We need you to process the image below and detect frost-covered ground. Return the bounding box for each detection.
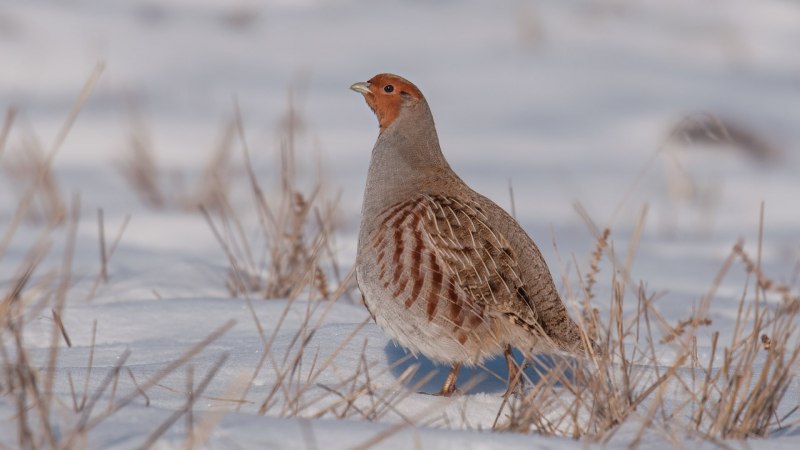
[1,0,799,448]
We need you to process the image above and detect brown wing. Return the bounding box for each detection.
[369,193,550,346]
[416,194,547,330]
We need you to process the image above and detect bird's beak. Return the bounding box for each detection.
[350,81,372,95]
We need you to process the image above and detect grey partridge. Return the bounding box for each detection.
[351,73,592,396]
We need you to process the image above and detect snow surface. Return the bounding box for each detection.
[1,0,799,448]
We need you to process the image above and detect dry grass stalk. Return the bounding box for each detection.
[1,178,236,450]
[79,320,236,432]
[661,114,781,235]
[1,220,239,449]
[126,368,151,407]
[51,308,71,348]
[680,216,800,439]
[0,107,16,160]
[668,113,780,163]
[660,317,712,344]
[1,196,76,448]
[140,355,229,450]
[118,113,238,212]
[689,281,799,439]
[183,374,253,449]
[507,178,517,219]
[1,63,103,234]
[241,265,446,426]
[119,113,165,208]
[85,212,130,301]
[733,241,796,305]
[204,96,346,301]
[346,374,483,450]
[494,207,799,443]
[1,126,67,225]
[97,208,108,281]
[584,227,610,301]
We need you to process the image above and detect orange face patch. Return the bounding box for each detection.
[360,74,424,129]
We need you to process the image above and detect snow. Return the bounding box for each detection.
[1,0,799,448]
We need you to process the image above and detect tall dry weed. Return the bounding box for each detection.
[118,109,238,212]
[203,95,346,301]
[494,206,799,444]
[1,121,67,225]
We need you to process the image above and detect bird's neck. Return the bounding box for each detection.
[362,103,453,220]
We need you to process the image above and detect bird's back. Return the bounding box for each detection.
[466,189,588,354]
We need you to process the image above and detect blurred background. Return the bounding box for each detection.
[3,3,799,445]
[1,0,799,293]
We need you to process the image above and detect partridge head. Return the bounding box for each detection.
[350,74,425,130]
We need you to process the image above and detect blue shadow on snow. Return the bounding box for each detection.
[384,342,578,395]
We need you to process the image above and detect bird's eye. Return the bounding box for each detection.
[384,85,394,93]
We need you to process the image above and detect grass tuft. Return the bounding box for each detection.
[203,95,347,301]
[493,207,799,443]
